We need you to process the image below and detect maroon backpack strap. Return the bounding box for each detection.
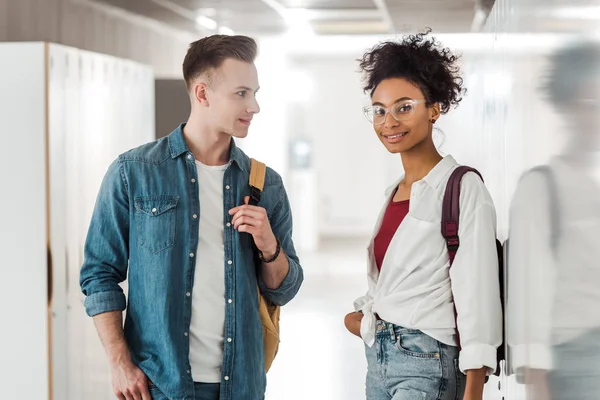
[442,166,483,264]
[442,166,483,350]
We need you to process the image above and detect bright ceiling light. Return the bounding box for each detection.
[551,6,600,20]
[218,26,235,35]
[283,8,310,27]
[196,15,218,30]
[283,8,314,36]
[197,8,217,18]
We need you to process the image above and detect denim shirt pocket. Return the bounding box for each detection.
[134,195,179,254]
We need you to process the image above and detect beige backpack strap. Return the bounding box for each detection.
[249,158,266,190]
[249,158,266,205]
[250,158,280,372]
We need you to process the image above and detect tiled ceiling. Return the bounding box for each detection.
[89,0,480,35]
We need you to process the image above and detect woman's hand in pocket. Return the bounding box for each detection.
[344,312,363,338]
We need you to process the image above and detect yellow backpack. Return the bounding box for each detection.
[249,158,281,372]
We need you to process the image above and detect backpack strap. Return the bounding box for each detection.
[442,166,484,352]
[442,166,484,265]
[249,158,267,206]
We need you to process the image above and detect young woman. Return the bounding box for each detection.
[344,31,502,400]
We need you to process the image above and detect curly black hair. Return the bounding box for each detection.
[358,28,465,114]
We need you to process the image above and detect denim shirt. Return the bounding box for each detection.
[80,124,304,400]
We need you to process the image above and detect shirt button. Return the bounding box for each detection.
[184,332,188,336]
[190,253,195,258]
[187,155,193,160]
[227,260,232,265]
[228,299,232,304]
[225,185,230,190]
[224,376,229,381]
[193,214,198,219]
[226,223,231,227]
[191,178,196,183]
[186,292,191,297]
[152,207,157,213]
[227,338,232,343]
[187,370,190,374]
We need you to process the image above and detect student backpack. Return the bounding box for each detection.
[248,158,281,373]
[441,166,505,379]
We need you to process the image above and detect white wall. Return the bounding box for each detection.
[0,42,50,400]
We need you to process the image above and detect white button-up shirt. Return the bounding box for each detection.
[354,155,502,374]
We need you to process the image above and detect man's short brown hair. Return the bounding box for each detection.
[182,35,258,89]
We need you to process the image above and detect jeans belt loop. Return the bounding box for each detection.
[388,323,396,342]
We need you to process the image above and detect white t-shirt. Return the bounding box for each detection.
[189,160,229,382]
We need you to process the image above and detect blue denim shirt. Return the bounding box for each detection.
[80,124,303,400]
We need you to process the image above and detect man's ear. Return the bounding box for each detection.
[194,82,209,107]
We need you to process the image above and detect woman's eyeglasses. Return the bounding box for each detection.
[363,99,426,125]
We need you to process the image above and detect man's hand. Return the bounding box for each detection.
[229,196,278,258]
[344,312,363,338]
[92,312,151,400]
[109,356,151,400]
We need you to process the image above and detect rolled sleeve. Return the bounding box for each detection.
[260,254,302,306]
[80,159,130,317]
[459,343,499,374]
[258,182,304,306]
[84,290,127,317]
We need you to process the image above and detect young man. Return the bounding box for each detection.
[80,35,304,400]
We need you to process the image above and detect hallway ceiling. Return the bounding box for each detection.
[89,0,481,36]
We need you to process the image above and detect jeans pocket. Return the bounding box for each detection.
[135,195,179,254]
[394,329,441,359]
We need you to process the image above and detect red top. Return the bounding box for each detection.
[374,198,410,271]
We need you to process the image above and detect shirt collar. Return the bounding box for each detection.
[384,155,458,196]
[168,123,248,172]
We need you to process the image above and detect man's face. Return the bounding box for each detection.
[204,58,260,138]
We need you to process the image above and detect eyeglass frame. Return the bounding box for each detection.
[362,99,428,125]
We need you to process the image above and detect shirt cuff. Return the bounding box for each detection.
[459,343,498,375]
[511,343,554,371]
[84,290,126,317]
[259,253,302,306]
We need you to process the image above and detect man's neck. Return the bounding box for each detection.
[183,115,232,166]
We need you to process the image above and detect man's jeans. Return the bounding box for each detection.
[149,382,220,400]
